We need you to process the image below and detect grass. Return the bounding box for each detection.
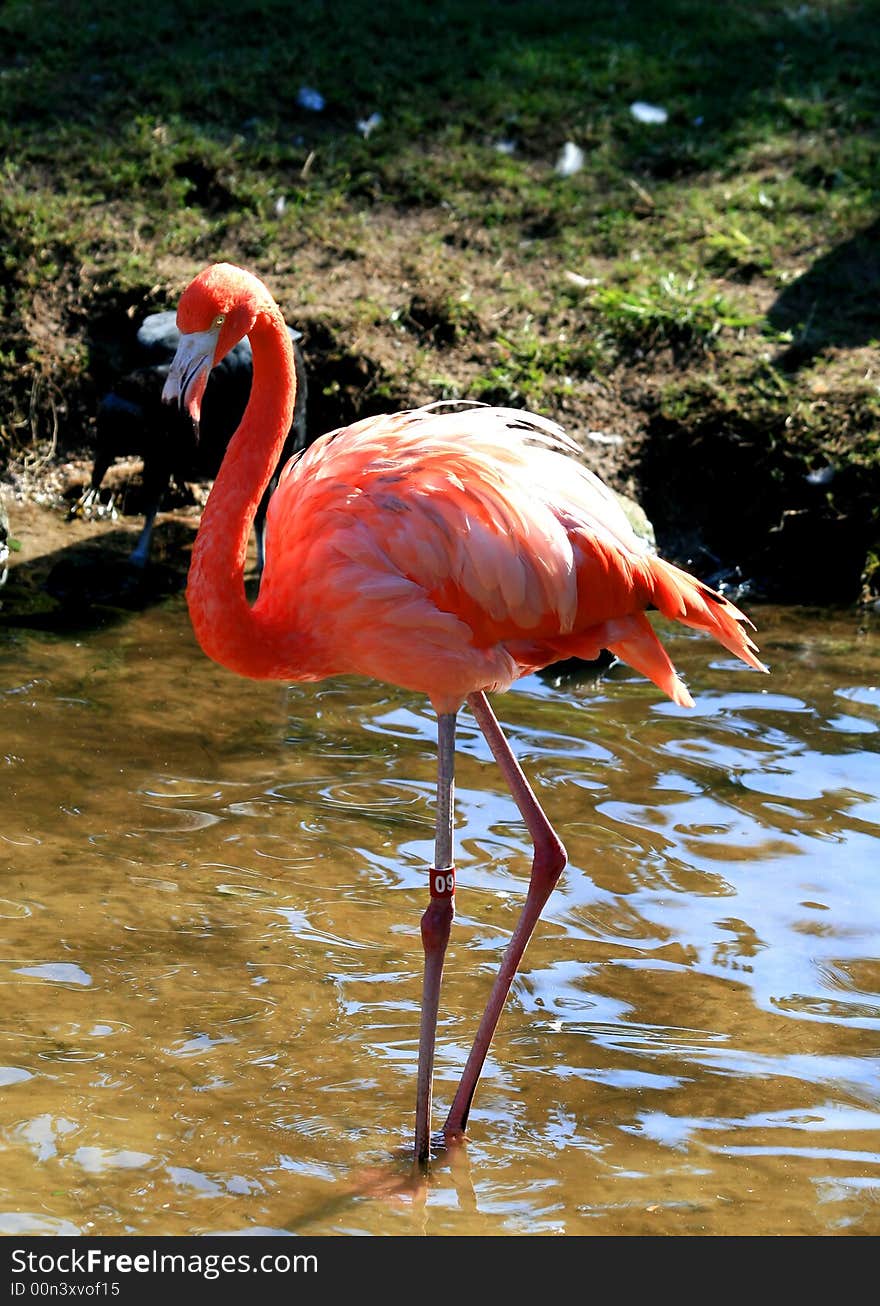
[589,275,762,355]
[1,0,879,600]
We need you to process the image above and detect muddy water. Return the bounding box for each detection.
[1,551,879,1235]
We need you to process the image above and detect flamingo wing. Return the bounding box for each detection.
[257,404,763,711]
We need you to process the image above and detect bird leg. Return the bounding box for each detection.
[414,710,457,1165]
[442,690,566,1143]
[128,504,159,569]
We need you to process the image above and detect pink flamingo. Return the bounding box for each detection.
[163,263,767,1164]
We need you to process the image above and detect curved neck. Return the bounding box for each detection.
[186,305,297,677]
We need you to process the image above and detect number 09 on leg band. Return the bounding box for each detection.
[430,868,455,900]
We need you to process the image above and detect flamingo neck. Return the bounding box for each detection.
[186,305,296,678]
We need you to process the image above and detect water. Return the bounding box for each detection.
[1,538,879,1236]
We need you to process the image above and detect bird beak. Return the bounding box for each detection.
[161,327,220,437]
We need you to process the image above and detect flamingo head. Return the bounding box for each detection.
[161,263,268,432]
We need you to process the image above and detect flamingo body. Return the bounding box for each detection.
[250,406,763,713]
[164,262,766,1162]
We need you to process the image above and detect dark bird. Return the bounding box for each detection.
[72,310,308,571]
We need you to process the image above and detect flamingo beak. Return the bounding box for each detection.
[161,327,221,437]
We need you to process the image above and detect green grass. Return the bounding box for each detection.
[1,0,879,599]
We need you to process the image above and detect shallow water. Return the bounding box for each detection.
[1,574,878,1236]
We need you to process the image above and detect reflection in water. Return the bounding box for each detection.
[0,598,878,1235]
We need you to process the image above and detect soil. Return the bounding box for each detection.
[1,210,876,615]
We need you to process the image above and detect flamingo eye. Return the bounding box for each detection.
[212,313,226,329]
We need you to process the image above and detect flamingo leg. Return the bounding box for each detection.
[442,690,566,1143]
[414,711,457,1164]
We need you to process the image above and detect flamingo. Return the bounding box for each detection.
[162,262,767,1164]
